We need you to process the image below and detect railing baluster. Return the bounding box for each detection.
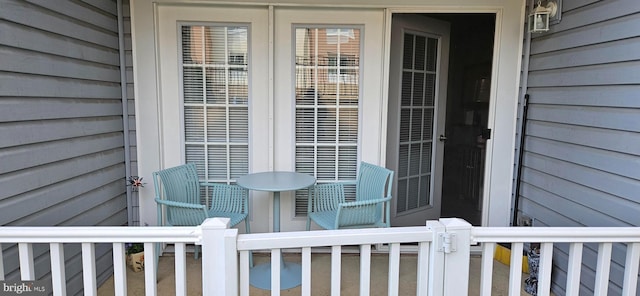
[388,243,401,296]
[537,242,554,296]
[0,244,4,281]
[239,250,250,296]
[82,243,97,296]
[479,242,495,296]
[622,242,640,296]
[271,249,281,295]
[302,247,312,296]
[508,242,524,296]
[18,243,35,280]
[594,242,613,295]
[359,244,371,296]
[565,242,583,296]
[175,243,187,296]
[416,241,429,296]
[112,242,127,296]
[144,242,158,296]
[331,245,341,295]
[50,243,66,296]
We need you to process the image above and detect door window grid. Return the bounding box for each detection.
[397,32,438,213]
[181,25,249,185]
[294,27,361,216]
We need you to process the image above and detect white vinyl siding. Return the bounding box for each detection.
[294,27,361,215]
[0,0,129,293]
[516,0,640,294]
[181,25,249,183]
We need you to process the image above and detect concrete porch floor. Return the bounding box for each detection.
[98,252,538,296]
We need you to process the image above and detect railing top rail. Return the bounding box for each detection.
[237,226,434,250]
[0,226,201,243]
[472,227,640,243]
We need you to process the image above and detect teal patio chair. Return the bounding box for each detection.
[306,162,394,230]
[153,163,250,259]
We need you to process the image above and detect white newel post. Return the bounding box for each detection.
[440,218,472,296]
[201,218,239,296]
[426,220,446,296]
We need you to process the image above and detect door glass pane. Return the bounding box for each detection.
[294,27,361,215]
[397,32,439,214]
[181,24,249,183]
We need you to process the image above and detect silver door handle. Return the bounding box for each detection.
[439,135,447,142]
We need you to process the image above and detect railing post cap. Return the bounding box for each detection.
[200,217,231,229]
[439,218,473,229]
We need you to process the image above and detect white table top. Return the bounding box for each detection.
[236,171,316,192]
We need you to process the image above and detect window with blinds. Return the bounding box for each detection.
[294,27,361,216]
[181,25,249,184]
[396,32,438,213]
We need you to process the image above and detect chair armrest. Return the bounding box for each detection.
[316,180,357,187]
[334,196,392,228]
[155,198,208,210]
[337,196,392,208]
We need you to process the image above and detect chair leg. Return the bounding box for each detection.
[306,217,311,231]
[194,244,200,259]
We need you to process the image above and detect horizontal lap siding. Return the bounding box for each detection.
[0,0,126,294]
[518,0,640,294]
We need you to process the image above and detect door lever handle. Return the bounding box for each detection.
[439,135,447,142]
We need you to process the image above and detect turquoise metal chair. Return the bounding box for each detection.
[306,162,394,230]
[153,163,250,259]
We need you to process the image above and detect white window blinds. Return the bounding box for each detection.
[181,25,249,183]
[294,27,361,215]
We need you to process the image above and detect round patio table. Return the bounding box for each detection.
[236,171,316,290]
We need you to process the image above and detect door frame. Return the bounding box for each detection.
[382,7,524,227]
[132,1,526,228]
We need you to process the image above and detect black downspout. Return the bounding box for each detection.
[512,94,530,227]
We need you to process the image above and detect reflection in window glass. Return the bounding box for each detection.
[294,27,361,216]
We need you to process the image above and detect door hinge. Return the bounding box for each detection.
[437,232,457,253]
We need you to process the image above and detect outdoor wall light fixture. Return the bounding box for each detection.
[528,0,559,33]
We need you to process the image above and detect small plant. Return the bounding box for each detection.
[125,243,144,255]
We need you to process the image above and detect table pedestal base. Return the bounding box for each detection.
[249,261,302,290]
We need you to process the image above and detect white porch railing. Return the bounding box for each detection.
[0,218,639,296]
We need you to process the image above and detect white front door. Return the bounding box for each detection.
[387,14,450,227]
[157,6,272,231]
[156,5,384,232]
